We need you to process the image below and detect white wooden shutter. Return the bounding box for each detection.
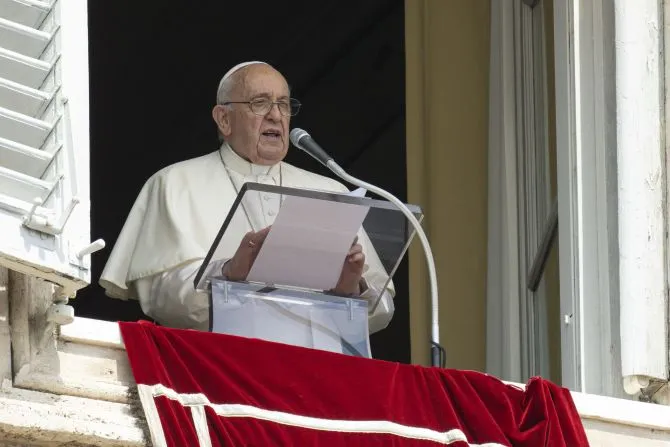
[0,0,100,298]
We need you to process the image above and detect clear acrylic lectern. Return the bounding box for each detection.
[193,182,423,358]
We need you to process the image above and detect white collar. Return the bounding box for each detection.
[219,142,281,177]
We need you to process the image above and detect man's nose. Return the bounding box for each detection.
[266,103,282,120]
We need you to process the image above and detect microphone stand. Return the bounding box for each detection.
[325,160,445,368]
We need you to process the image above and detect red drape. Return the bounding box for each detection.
[119,321,589,446]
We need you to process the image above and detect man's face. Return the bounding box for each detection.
[215,65,291,165]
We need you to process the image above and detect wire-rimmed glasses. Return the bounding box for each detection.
[222,97,301,117]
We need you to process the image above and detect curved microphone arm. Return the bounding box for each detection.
[326,160,445,368]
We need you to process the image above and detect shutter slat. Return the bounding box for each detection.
[0,191,49,215]
[0,106,53,148]
[0,17,52,59]
[0,0,51,29]
[0,47,51,89]
[0,136,54,178]
[0,164,54,203]
[0,76,51,117]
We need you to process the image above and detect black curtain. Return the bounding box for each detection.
[77,0,410,363]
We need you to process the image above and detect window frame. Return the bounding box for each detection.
[553,0,624,396]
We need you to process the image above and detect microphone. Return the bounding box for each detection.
[289,128,333,166]
[290,128,445,368]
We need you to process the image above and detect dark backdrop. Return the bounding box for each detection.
[75,0,410,363]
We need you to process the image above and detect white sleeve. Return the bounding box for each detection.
[360,279,395,334]
[132,258,228,331]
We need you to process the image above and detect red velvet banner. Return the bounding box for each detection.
[119,321,589,446]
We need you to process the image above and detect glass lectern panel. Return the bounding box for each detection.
[210,278,371,357]
[194,182,424,309]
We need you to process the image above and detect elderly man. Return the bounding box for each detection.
[99,61,394,339]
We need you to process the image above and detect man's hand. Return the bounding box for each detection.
[222,227,271,281]
[332,237,365,296]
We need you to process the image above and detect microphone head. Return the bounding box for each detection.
[289,128,310,148]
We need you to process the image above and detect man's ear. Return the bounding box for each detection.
[212,105,232,137]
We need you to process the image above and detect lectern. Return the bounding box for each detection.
[193,182,423,358]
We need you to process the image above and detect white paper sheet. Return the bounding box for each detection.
[246,194,370,290]
[348,187,367,198]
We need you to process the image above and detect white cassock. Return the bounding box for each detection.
[99,142,395,342]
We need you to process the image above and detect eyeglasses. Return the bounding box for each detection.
[221,97,302,117]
